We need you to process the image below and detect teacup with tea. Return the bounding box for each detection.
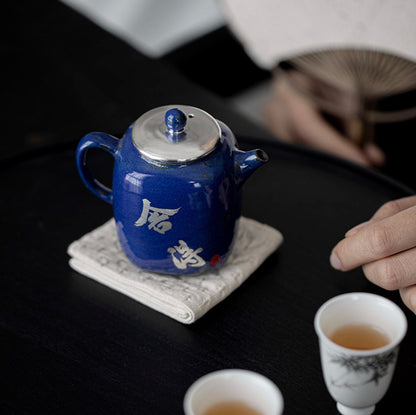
[183,369,284,415]
[314,292,407,415]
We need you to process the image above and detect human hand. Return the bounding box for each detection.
[330,195,416,314]
[264,74,386,167]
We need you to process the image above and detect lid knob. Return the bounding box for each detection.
[165,108,187,132]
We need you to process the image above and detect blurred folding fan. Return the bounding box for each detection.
[277,49,416,146]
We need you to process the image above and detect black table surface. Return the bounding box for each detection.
[2,2,416,414]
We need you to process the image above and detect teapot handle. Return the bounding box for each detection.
[75,132,119,204]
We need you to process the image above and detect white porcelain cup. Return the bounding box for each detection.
[314,292,407,415]
[183,369,284,415]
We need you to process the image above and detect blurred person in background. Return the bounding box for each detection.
[221,0,416,176]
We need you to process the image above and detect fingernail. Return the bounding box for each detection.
[330,251,343,270]
[365,142,386,167]
[345,221,369,237]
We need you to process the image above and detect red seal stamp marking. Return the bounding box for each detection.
[210,254,221,267]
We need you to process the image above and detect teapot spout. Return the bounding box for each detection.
[235,149,268,185]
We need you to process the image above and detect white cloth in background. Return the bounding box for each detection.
[60,0,225,57]
[220,0,416,69]
[68,217,283,324]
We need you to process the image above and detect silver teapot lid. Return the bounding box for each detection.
[132,105,221,164]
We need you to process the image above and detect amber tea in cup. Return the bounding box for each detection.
[203,401,263,415]
[329,323,390,350]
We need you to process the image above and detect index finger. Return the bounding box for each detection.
[331,205,416,271]
[371,195,416,221]
[345,195,416,237]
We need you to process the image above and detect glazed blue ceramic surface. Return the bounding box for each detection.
[76,106,267,275]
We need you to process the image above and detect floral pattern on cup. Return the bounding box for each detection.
[329,348,398,389]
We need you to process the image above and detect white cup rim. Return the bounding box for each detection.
[183,369,284,415]
[314,292,408,355]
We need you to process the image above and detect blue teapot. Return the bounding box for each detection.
[76,105,268,275]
